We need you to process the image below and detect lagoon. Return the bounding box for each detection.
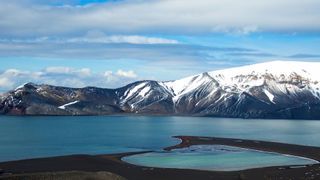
[122,145,319,171]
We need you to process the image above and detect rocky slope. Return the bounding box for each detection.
[1,61,320,119]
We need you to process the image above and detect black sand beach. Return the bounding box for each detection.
[1,136,320,180]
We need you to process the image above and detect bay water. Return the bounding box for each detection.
[1,116,320,163]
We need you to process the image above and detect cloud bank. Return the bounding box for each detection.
[0,0,319,92]
[0,0,319,37]
[0,67,139,91]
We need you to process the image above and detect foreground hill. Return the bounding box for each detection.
[1,61,320,119]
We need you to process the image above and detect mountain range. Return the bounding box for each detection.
[1,61,320,119]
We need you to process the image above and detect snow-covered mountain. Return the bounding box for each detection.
[1,61,320,119]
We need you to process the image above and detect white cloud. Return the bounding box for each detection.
[116,69,137,78]
[77,68,91,76]
[103,71,113,77]
[103,35,178,44]
[0,77,14,88]
[44,67,90,76]
[102,70,138,85]
[67,31,179,44]
[0,31,179,45]
[1,39,249,62]
[0,0,319,37]
[45,67,71,74]
[0,67,140,91]
[3,69,22,76]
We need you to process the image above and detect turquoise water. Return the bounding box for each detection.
[122,145,319,171]
[1,116,320,162]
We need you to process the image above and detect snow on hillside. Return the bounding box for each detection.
[162,73,213,96]
[209,61,320,83]
[58,101,79,109]
[122,82,148,100]
[160,61,320,101]
[210,61,320,97]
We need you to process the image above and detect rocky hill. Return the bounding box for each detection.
[1,61,320,119]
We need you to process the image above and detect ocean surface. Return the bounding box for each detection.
[1,116,320,162]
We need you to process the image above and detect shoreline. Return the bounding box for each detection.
[166,136,320,162]
[2,114,320,121]
[1,136,320,179]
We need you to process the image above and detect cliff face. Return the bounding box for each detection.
[1,61,320,119]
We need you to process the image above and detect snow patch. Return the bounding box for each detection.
[139,86,151,97]
[15,83,28,90]
[263,89,275,103]
[209,61,320,93]
[124,82,147,100]
[163,73,215,103]
[58,101,79,110]
[209,61,320,81]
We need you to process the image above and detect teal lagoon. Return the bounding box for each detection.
[122,145,319,171]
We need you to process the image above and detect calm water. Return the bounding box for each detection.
[1,116,320,162]
[123,145,319,171]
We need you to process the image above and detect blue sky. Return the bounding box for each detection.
[0,0,319,91]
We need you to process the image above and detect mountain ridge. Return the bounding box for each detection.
[1,61,320,119]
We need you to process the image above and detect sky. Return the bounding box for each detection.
[0,0,319,92]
